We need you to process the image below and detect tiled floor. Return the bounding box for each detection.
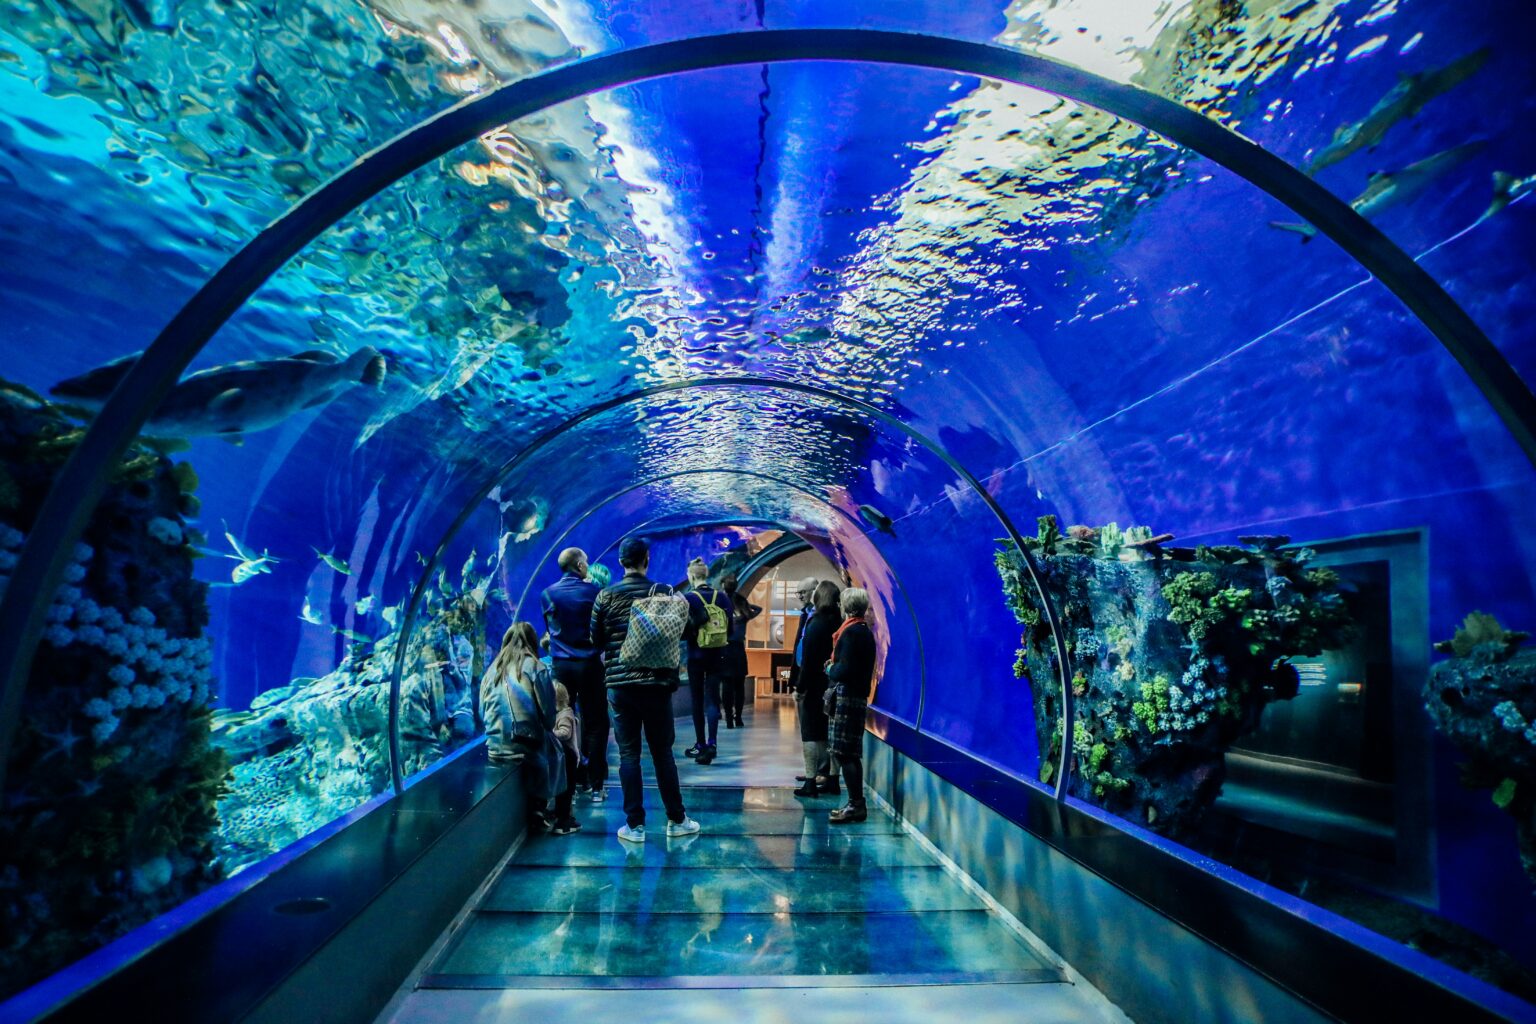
[379,700,1125,1023]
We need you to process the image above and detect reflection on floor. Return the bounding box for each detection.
[380,699,1125,1024]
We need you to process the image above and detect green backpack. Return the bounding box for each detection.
[697,590,730,650]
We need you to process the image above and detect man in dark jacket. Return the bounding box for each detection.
[682,557,729,764]
[541,547,607,799]
[590,536,702,842]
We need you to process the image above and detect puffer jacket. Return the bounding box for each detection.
[590,570,701,688]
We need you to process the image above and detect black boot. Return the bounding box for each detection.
[817,775,840,796]
[793,779,820,797]
[695,744,716,765]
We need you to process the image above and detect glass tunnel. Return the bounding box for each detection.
[1,0,1535,1021]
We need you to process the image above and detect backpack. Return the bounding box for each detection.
[619,586,690,670]
[696,590,730,650]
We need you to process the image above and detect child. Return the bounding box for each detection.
[550,683,582,836]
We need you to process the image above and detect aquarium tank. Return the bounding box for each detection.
[1,0,1534,1011]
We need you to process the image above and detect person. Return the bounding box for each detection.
[552,682,583,835]
[480,622,580,835]
[788,576,819,781]
[682,557,729,765]
[590,536,702,843]
[541,547,607,801]
[824,588,876,824]
[719,574,761,729]
[793,580,842,797]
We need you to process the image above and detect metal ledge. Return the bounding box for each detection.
[867,709,1536,1024]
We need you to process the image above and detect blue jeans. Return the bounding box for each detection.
[608,686,687,828]
[687,658,723,746]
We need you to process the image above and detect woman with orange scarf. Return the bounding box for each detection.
[822,587,876,823]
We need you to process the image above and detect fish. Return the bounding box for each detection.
[314,548,351,575]
[219,521,278,584]
[1307,49,1488,173]
[299,596,323,624]
[330,626,372,644]
[460,550,477,586]
[51,346,387,437]
[1480,171,1536,222]
[1271,142,1483,241]
[858,504,897,536]
[508,498,548,543]
[354,594,376,615]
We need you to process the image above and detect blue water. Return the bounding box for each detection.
[2,0,1535,1007]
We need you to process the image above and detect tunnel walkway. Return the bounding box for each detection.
[378,702,1126,1024]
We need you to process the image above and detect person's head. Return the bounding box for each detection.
[721,574,738,595]
[587,562,612,588]
[840,587,870,619]
[795,576,819,607]
[687,557,708,585]
[618,536,649,572]
[554,681,570,710]
[492,621,539,681]
[813,579,841,613]
[557,547,589,579]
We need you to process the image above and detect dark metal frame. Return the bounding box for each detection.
[499,469,928,725]
[3,27,1529,815]
[382,378,1038,792]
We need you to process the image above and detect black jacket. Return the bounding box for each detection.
[590,571,703,688]
[796,607,840,740]
[827,620,876,703]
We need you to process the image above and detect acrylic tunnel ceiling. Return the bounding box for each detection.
[4,0,1536,708]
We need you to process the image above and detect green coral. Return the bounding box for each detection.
[1434,611,1529,663]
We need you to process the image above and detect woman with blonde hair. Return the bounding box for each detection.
[823,588,876,824]
[481,621,580,835]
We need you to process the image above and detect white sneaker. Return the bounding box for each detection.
[589,786,606,802]
[617,823,645,843]
[665,816,701,837]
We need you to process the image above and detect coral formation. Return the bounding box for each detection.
[997,520,1354,834]
[209,555,491,874]
[0,383,226,1001]
[1424,613,1536,886]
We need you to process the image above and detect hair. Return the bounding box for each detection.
[812,579,841,612]
[721,574,739,594]
[618,536,649,569]
[687,557,708,584]
[557,547,586,573]
[840,587,870,617]
[490,621,539,686]
[553,681,570,710]
[587,562,612,587]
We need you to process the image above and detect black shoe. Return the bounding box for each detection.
[830,804,867,824]
[793,780,820,797]
[550,817,582,836]
[695,745,717,765]
[795,775,809,782]
[734,715,745,728]
[817,776,841,796]
[724,718,735,730]
[685,743,702,758]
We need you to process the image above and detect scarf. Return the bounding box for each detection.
[831,614,867,654]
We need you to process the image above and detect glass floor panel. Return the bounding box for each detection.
[509,831,940,869]
[432,909,1055,979]
[482,864,989,914]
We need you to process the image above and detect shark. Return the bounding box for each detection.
[1271,142,1483,241]
[1480,171,1536,222]
[52,347,387,437]
[1307,49,1487,174]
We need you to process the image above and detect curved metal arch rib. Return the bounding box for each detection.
[393,431,953,792]
[500,471,929,729]
[4,28,1530,799]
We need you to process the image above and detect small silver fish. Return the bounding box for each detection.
[52,347,388,437]
[299,596,323,624]
[220,521,278,584]
[858,503,897,536]
[314,548,351,575]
